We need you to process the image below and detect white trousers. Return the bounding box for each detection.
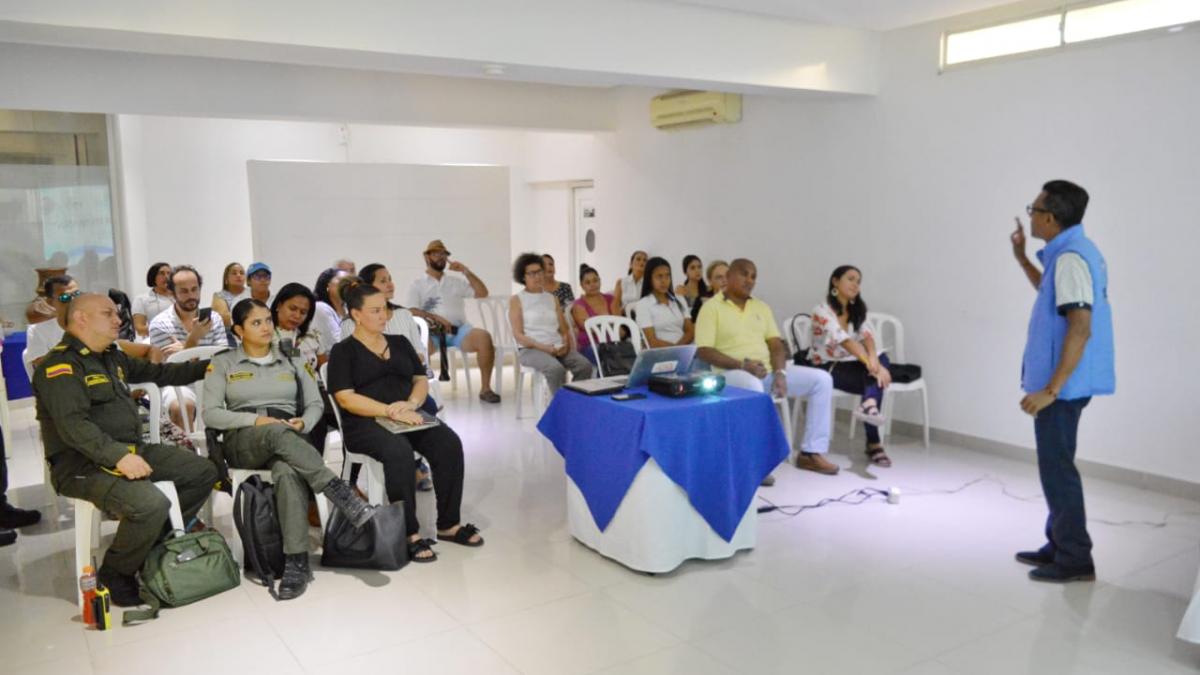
[722,365,832,454]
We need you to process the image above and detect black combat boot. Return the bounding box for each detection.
[321,478,375,528]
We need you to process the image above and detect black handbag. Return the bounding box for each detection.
[596,340,638,376]
[889,363,923,383]
[321,502,408,571]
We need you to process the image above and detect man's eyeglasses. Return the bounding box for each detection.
[525,269,545,277]
[1026,204,1051,217]
[57,290,83,303]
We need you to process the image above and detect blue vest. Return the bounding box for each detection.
[1021,225,1115,398]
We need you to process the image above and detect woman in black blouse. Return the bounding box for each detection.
[327,282,483,562]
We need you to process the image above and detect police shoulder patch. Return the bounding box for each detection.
[45,363,74,379]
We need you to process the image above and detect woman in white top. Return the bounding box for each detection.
[809,265,894,467]
[509,253,594,395]
[132,262,174,338]
[674,254,708,309]
[211,262,249,329]
[353,264,426,363]
[611,250,648,312]
[312,267,349,349]
[634,256,694,348]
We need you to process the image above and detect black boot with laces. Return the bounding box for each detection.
[277,553,312,600]
[321,478,375,528]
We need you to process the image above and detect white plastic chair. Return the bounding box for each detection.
[865,312,930,448]
[508,302,562,420]
[425,318,473,398]
[411,317,444,410]
[320,363,388,505]
[583,315,645,378]
[477,297,521,396]
[783,314,861,443]
[165,345,226,439]
[74,481,183,610]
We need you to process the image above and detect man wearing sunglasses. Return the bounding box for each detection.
[24,275,81,371]
[1010,180,1115,583]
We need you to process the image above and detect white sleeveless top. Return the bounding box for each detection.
[518,290,563,348]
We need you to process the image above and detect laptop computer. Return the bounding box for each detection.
[563,345,698,395]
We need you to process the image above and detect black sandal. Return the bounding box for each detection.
[438,523,484,547]
[407,538,438,563]
[865,446,892,468]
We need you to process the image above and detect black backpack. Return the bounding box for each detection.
[232,475,285,599]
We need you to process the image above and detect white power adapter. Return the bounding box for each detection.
[887,487,901,505]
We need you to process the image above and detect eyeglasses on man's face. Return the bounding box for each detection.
[1026,204,1051,217]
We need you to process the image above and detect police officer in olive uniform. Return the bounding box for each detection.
[204,298,374,600]
[33,294,218,606]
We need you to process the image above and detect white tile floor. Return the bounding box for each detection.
[3,375,1200,675]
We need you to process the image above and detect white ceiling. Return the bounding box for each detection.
[631,0,1025,31]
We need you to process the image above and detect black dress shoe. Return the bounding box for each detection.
[1029,562,1096,583]
[1015,549,1055,566]
[97,565,143,606]
[0,528,15,547]
[0,503,41,529]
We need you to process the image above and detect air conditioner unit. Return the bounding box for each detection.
[650,91,742,129]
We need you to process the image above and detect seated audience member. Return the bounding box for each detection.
[810,265,893,467]
[542,254,575,309]
[149,265,228,427]
[634,257,694,348]
[33,293,217,606]
[335,275,360,338]
[334,258,356,275]
[273,282,337,455]
[570,264,620,365]
[675,254,708,309]
[211,262,248,328]
[695,258,836,479]
[328,284,484,562]
[690,259,729,322]
[204,299,374,599]
[405,240,500,403]
[357,264,425,362]
[132,262,174,338]
[312,267,350,348]
[25,275,80,369]
[108,289,136,342]
[611,250,648,312]
[246,262,273,305]
[510,253,594,395]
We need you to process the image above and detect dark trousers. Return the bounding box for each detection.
[818,353,890,446]
[1034,397,1093,568]
[51,444,217,575]
[343,423,464,537]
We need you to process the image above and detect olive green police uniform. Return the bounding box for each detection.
[203,344,337,555]
[33,334,218,576]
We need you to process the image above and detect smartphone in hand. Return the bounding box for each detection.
[197,307,213,323]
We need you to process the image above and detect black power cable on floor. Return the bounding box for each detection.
[756,474,1200,528]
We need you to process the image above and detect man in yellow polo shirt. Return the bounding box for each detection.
[695,259,837,476]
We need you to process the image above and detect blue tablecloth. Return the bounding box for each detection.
[2,331,31,400]
[537,386,789,542]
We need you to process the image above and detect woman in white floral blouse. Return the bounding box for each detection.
[810,265,894,466]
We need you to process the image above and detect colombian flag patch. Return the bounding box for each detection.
[45,364,73,379]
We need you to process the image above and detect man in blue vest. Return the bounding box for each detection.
[1010,179,1115,583]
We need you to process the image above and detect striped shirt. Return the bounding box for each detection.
[148,305,228,349]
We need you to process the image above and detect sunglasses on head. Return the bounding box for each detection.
[58,289,83,303]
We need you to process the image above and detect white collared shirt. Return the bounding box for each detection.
[406,273,472,326]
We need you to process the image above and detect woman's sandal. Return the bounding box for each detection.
[853,400,887,427]
[865,446,892,468]
[408,538,438,563]
[437,523,484,548]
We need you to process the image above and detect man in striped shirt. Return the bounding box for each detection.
[148,265,228,427]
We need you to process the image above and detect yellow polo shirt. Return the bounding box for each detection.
[694,292,780,368]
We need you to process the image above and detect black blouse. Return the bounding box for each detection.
[326,334,424,436]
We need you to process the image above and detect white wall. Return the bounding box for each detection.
[591,27,1200,482]
[114,115,594,299]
